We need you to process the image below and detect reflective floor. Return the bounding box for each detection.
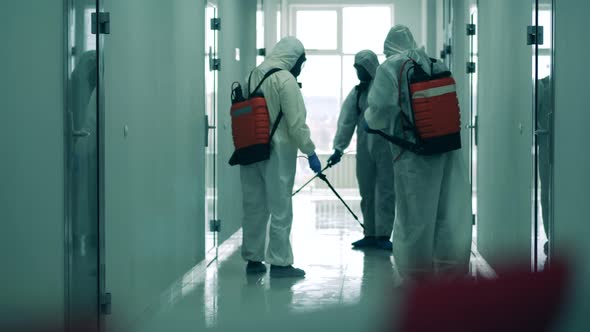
[137,192,403,332]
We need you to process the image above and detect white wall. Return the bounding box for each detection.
[0,1,65,328]
[476,0,534,267]
[101,0,205,327]
[217,0,258,243]
[553,1,590,330]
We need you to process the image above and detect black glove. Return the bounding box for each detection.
[327,149,343,166]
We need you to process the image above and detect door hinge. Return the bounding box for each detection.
[209,219,221,233]
[527,25,544,46]
[472,214,476,225]
[466,23,476,36]
[466,61,476,74]
[257,48,266,56]
[445,44,452,56]
[210,58,220,71]
[440,44,452,59]
[101,293,112,315]
[211,18,221,30]
[91,12,111,35]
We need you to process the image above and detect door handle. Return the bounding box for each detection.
[73,129,91,138]
[535,129,549,136]
[205,115,216,147]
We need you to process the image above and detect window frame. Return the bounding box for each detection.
[289,3,394,106]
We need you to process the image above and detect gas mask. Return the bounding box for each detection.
[355,65,372,83]
[290,54,307,78]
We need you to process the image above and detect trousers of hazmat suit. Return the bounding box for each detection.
[365,25,472,278]
[240,37,316,267]
[332,50,395,238]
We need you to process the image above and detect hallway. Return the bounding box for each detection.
[4,0,590,331]
[137,194,400,331]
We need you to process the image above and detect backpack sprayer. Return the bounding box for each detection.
[292,161,364,229]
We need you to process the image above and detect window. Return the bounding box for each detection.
[290,4,393,191]
[296,10,339,50]
[342,7,392,54]
[257,9,264,65]
[291,5,393,154]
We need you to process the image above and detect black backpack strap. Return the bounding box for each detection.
[247,71,254,96]
[250,68,283,96]
[269,109,283,141]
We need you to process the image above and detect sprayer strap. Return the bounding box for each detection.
[248,68,283,96]
[366,127,422,154]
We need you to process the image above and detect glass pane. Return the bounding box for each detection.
[296,10,338,50]
[277,10,281,41]
[342,55,357,104]
[343,6,392,54]
[205,4,218,257]
[341,55,359,154]
[535,1,553,271]
[298,55,341,154]
[538,9,552,50]
[256,10,264,49]
[67,0,99,327]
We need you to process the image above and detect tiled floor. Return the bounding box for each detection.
[138,193,404,332]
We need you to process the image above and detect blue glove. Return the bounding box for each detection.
[327,149,343,166]
[308,153,322,173]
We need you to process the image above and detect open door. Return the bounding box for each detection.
[467,1,479,246]
[205,0,220,264]
[65,0,102,329]
[532,0,553,271]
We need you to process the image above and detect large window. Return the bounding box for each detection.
[291,5,393,154]
[289,4,393,191]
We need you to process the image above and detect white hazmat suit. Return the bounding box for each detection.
[365,25,472,278]
[332,50,395,242]
[240,37,316,268]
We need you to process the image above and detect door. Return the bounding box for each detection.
[533,0,553,271]
[205,0,219,263]
[65,0,101,329]
[467,2,479,245]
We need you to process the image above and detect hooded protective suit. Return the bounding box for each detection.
[332,50,395,239]
[365,25,472,278]
[241,37,316,267]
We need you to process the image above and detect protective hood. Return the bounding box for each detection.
[354,50,379,79]
[263,36,305,71]
[384,25,418,58]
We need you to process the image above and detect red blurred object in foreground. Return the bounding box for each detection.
[396,261,569,332]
